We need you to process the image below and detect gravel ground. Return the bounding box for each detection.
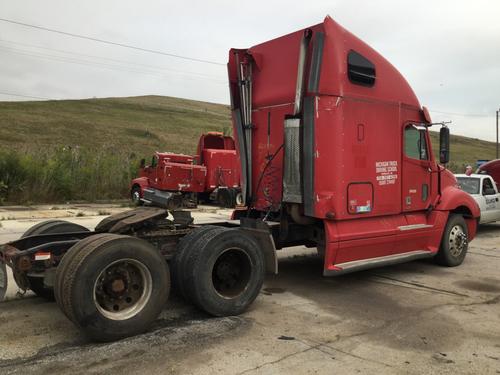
[0,207,499,374]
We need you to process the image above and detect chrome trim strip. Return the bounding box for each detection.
[398,224,434,231]
[324,250,433,276]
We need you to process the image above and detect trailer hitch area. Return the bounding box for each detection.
[0,244,22,266]
[0,244,32,273]
[1,245,34,297]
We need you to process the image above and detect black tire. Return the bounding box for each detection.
[198,192,210,204]
[435,214,469,267]
[55,234,170,341]
[184,229,265,317]
[228,188,237,207]
[170,226,214,295]
[131,185,143,206]
[172,226,228,301]
[22,220,90,300]
[55,234,117,320]
[182,193,198,208]
[217,189,233,208]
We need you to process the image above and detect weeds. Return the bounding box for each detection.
[0,146,139,205]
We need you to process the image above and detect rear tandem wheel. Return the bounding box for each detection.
[170,226,228,301]
[182,228,265,317]
[54,234,170,341]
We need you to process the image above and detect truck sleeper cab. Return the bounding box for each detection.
[228,15,480,275]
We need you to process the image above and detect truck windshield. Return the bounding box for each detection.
[457,177,480,195]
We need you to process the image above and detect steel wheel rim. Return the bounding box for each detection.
[132,191,140,203]
[93,258,152,321]
[212,248,252,299]
[235,192,243,206]
[449,225,467,257]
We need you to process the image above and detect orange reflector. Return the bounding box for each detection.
[34,251,51,261]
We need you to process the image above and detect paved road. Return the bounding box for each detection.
[0,214,499,374]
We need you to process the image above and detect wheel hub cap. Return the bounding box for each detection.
[449,225,467,257]
[93,259,152,320]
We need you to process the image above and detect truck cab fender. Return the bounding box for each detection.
[436,185,480,239]
[436,186,480,217]
[130,177,150,192]
[239,218,278,275]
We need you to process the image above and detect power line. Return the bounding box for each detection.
[0,45,227,85]
[0,91,52,100]
[0,17,225,66]
[0,45,163,77]
[0,38,226,80]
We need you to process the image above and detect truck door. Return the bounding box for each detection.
[480,177,500,223]
[148,155,160,189]
[402,124,432,212]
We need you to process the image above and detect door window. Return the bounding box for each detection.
[483,178,495,195]
[151,156,158,168]
[404,125,428,160]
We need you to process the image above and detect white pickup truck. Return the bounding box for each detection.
[456,173,500,224]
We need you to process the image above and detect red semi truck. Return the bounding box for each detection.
[0,16,480,341]
[130,132,242,208]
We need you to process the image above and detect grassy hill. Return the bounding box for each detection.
[0,95,497,204]
[429,131,497,170]
[0,95,232,156]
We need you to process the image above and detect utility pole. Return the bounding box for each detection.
[497,108,499,159]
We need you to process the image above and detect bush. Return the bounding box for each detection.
[0,146,139,204]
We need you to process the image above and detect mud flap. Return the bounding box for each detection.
[0,261,7,301]
[239,218,278,274]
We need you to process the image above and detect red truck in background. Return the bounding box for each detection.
[477,159,500,188]
[130,132,242,208]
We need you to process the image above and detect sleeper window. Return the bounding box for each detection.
[348,51,376,87]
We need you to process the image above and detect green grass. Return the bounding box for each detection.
[0,95,232,156]
[429,131,498,171]
[0,95,497,204]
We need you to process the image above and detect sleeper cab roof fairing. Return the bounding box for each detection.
[229,16,421,110]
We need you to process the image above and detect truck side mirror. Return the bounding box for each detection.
[140,158,146,168]
[439,127,450,164]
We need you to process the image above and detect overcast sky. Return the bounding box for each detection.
[1,0,499,141]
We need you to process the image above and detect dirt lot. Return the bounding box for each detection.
[0,206,499,374]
